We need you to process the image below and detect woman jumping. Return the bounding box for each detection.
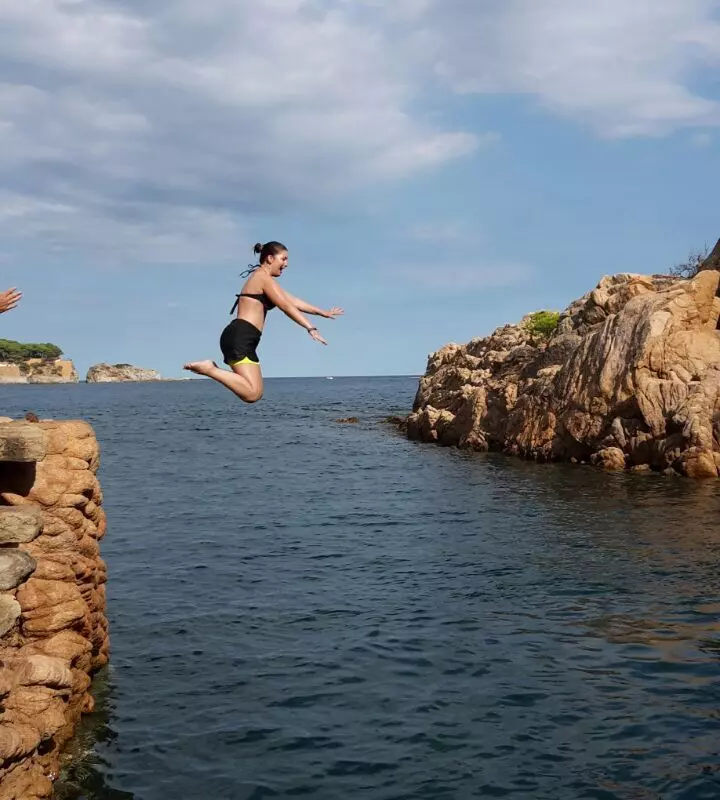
[183,241,343,403]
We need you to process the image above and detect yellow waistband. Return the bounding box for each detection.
[229,357,260,367]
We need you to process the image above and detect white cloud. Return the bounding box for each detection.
[422,0,720,137]
[0,0,718,263]
[0,0,481,262]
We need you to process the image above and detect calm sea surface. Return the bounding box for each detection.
[2,377,720,800]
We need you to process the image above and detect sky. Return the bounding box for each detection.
[1,0,719,379]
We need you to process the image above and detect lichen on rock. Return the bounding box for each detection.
[406,270,720,478]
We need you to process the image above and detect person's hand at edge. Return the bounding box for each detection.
[0,288,22,314]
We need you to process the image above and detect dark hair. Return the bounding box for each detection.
[241,241,287,278]
[254,241,287,263]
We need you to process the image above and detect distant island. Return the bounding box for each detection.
[86,363,162,382]
[0,340,164,384]
[0,339,78,384]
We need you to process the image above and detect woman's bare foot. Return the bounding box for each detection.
[183,360,218,376]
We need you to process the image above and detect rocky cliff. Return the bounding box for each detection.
[0,419,108,799]
[86,363,161,382]
[0,360,78,385]
[406,270,720,478]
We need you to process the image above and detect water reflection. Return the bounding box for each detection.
[55,668,134,800]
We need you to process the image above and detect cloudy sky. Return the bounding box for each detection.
[2,0,719,378]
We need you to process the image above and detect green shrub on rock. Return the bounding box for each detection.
[524,311,560,342]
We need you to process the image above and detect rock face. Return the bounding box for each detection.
[0,418,108,799]
[0,365,26,385]
[86,363,161,382]
[0,424,47,462]
[0,360,78,385]
[406,270,720,477]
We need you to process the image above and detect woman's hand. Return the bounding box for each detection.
[0,287,22,314]
[324,307,344,319]
[308,328,328,345]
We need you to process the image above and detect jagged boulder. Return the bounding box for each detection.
[406,270,720,477]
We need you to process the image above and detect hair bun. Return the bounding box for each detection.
[253,242,263,255]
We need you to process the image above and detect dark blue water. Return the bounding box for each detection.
[3,377,720,800]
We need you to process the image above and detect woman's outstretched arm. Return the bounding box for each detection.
[282,291,344,319]
[262,279,329,345]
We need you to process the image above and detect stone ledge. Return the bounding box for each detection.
[0,423,47,462]
[0,506,43,544]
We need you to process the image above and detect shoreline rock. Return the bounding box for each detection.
[0,418,108,798]
[0,360,79,385]
[86,363,161,383]
[405,270,720,478]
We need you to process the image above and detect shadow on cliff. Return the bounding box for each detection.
[0,460,36,497]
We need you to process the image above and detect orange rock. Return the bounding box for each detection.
[29,561,76,582]
[15,655,74,690]
[3,686,68,739]
[16,579,82,614]
[591,447,627,471]
[407,270,720,477]
[23,530,78,559]
[682,449,718,478]
[0,722,41,764]
[18,630,91,667]
[0,419,108,798]
[0,761,53,800]
[21,602,88,636]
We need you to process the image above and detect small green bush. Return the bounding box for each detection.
[0,339,63,363]
[524,310,560,342]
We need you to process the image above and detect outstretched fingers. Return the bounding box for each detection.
[310,329,328,345]
[0,287,22,313]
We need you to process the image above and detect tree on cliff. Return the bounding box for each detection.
[671,238,720,278]
[699,238,720,273]
[0,339,63,362]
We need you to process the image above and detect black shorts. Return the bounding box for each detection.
[219,319,262,366]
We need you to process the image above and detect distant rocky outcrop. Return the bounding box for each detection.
[86,363,161,383]
[0,360,79,385]
[406,270,720,478]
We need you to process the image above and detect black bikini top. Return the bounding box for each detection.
[229,292,276,315]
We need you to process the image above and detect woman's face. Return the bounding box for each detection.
[267,249,289,277]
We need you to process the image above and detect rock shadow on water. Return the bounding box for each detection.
[53,667,135,800]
